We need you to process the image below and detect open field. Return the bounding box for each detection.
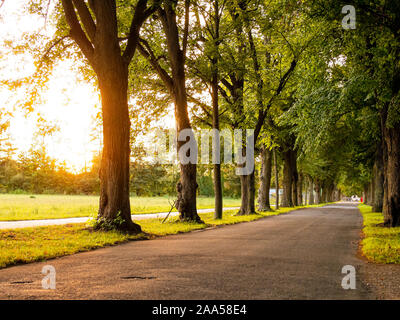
[0,194,242,221]
[359,204,400,264]
[0,203,328,269]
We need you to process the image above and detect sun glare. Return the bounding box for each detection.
[1,0,102,173]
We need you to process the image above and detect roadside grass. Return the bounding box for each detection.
[0,194,242,221]
[359,204,400,264]
[0,203,330,268]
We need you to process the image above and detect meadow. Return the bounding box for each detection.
[0,194,242,221]
[359,204,400,264]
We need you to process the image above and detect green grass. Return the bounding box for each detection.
[359,204,400,264]
[0,194,241,221]
[0,203,328,268]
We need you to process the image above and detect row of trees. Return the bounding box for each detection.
[3,0,399,232]
[0,145,246,197]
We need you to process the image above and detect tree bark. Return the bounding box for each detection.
[211,0,222,220]
[363,184,369,205]
[97,65,141,232]
[381,103,400,226]
[282,150,293,207]
[373,137,384,212]
[274,148,279,209]
[237,172,256,215]
[297,172,303,206]
[314,180,321,204]
[258,145,272,211]
[308,177,314,205]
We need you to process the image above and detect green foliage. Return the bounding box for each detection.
[89,211,126,231]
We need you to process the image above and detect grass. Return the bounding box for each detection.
[0,194,241,221]
[0,202,328,269]
[359,204,400,264]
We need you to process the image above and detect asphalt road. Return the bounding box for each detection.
[0,203,375,299]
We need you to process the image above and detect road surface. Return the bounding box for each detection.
[0,203,375,299]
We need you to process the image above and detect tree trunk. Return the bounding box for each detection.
[369,179,375,206]
[382,104,400,226]
[282,150,293,207]
[274,148,279,209]
[304,179,308,206]
[211,0,222,220]
[61,0,154,233]
[174,93,201,222]
[97,65,141,233]
[159,2,202,223]
[297,172,303,206]
[373,137,384,212]
[237,172,256,215]
[258,146,272,211]
[363,184,368,205]
[309,178,314,205]
[291,150,298,206]
[314,180,321,204]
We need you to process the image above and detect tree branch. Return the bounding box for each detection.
[137,38,174,92]
[123,0,160,65]
[71,0,96,42]
[182,0,190,60]
[61,0,95,66]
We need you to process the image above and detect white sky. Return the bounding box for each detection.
[0,0,102,172]
[0,0,177,173]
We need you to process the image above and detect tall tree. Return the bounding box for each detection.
[137,0,202,222]
[61,0,158,232]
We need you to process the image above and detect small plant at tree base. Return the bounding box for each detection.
[88,211,127,232]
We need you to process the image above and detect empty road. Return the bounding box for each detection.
[0,203,375,299]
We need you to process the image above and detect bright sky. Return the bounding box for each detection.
[0,0,177,173]
[0,0,102,173]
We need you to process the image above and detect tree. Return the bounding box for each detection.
[137,0,202,222]
[60,0,159,232]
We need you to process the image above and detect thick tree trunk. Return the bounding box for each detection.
[327,183,334,202]
[369,179,375,206]
[291,150,298,206]
[274,149,279,209]
[382,105,400,226]
[173,65,201,222]
[297,172,303,206]
[258,146,272,211]
[175,92,201,222]
[304,179,308,206]
[282,150,293,207]
[309,178,314,205]
[314,180,321,204]
[363,184,368,205]
[237,172,256,215]
[97,66,141,233]
[373,138,384,212]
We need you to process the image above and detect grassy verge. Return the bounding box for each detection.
[359,204,400,264]
[0,194,242,221]
[0,203,328,269]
